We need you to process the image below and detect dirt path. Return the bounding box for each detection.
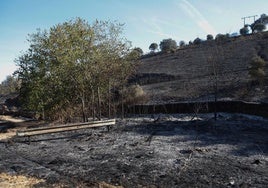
[0,113,267,187]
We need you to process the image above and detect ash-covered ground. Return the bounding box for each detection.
[0,113,268,187]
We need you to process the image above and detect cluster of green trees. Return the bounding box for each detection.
[148,33,231,53]
[240,14,268,35]
[15,18,137,121]
[148,35,211,53]
[0,75,20,95]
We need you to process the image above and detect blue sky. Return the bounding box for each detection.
[0,0,268,82]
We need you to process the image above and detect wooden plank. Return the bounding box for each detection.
[16,119,116,137]
[21,119,115,132]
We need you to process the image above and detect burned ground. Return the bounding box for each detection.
[0,113,268,187]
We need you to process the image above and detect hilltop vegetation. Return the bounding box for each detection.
[146,14,268,54]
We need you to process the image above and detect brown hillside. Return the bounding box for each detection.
[136,32,268,104]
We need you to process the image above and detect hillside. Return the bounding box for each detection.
[135,32,268,104]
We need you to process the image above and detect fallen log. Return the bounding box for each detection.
[16,119,116,137]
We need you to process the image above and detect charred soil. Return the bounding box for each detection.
[0,113,268,187]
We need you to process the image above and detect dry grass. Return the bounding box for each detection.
[0,115,36,141]
[0,173,45,188]
[0,115,29,123]
[98,182,124,188]
[0,131,16,141]
[0,173,124,188]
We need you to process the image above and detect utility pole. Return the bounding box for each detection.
[241,15,258,26]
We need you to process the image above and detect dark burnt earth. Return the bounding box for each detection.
[0,113,268,187]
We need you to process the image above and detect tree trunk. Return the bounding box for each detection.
[81,93,86,122]
[121,87,124,119]
[97,86,101,120]
[108,80,111,118]
[92,89,95,121]
[214,77,218,121]
[41,100,45,120]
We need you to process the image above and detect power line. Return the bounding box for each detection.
[241,15,258,26]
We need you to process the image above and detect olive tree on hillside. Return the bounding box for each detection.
[250,14,268,33]
[215,33,229,43]
[159,38,177,52]
[252,23,266,32]
[128,47,143,59]
[149,43,158,53]
[15,18,135,121]
[240,26,250,36]
[207,34,214,41]
[193,37,202,45]
[179,40,186,47]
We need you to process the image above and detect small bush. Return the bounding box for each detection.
[249,55,266,84]
[207,34,214,41]
[193,37,202,45]
[249,68,265,78]
[122,84,148,105]
[251,56,266,68]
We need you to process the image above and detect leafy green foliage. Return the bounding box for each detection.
[0,75,20,95]
[130,47,143,58]
[159,38,177,52]
[249,14,268,33]
[193,37,202,45]
[15,18,135,121]
[215,33,229,43]
[206,34,214,41]
[149,43,158,52]
[179,40,186,47]
[252,23,266,32]
[240,26,250,35]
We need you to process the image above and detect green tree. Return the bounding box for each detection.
[206,34,214,41]
[179,40,186,47]
[130,47,143,58]
[0,75,20,95]
[252,23,266,32]
[215,33,229,43]
[193,37,202,45]
[159,38,177,52]
[240,26,250,35]
[250,14,268,33]
[15,18,135,121]
[149,43,158,52]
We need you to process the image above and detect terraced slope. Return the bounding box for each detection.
[136,32,268,104]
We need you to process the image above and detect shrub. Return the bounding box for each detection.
[240,26,250,36]
[207,34,214,41]
[159,38,177,52]
[215,33,229,42]
[179,40,186,47]
[149,43,158,52]
[193,37,202,45]
[249,55,266,84]
[122,84,148,105]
